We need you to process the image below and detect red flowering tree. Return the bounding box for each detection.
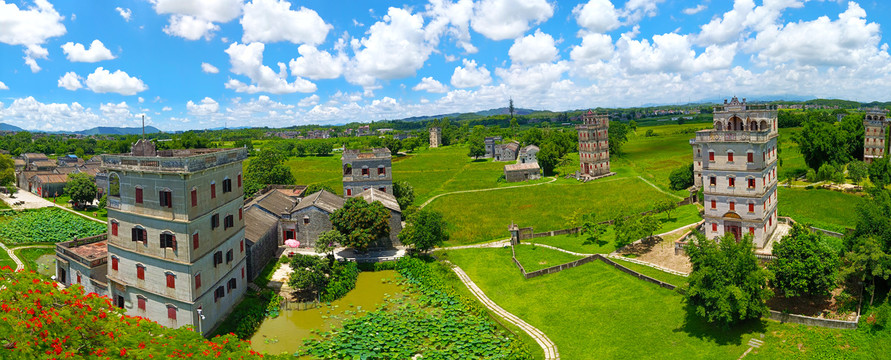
[0,267,272,359]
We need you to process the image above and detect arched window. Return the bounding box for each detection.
[108,173,121,197]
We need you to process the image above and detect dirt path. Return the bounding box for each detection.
[419,177,558,209]
[448,261,560,360]
[6,244,56,272]
[441,239,511,250]
[635,176,685,200]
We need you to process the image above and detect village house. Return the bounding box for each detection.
[342,148,393,197]
[242,206,280,282]
[484,136,502,158]
[495,140,520,162]
[29,173,68,198]
[356,188,403,248]
[55,234,110,296]
[518,145,539,164]
[577,110,611,177]
[504,162,541,182]
[863,109,887,163]
[691,97,779,248]
[285,190,344,247]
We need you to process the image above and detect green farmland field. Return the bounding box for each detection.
[778,187,862,232]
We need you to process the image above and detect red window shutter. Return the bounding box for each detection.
[241,267,245,279]
[135,188,143,203]
[191,189,197,207]
[749,203,754,213]
[708,152,714,161]
[137,266,144,280]
[749,227,755,235]
[193,233,199,249]
[168,307,176,320]
[711,200,716,209]
[195,274,201,289]
[77,273,81,283]
[138,297,145,310]
[171,235,176,249]
[211,184,216,199]
[712,223,718,232]
[240,239,244,253]
[346,188,351,196]
[729,202,735,211]
[728,153,733,162]
[237,174,242,187]
[111,222,118,236]
[747,153,753,163]
[283,230,288,240]
[112,257,118,271]
[166,274,175,289]
[142,229,147,244]
[239,208,243,220]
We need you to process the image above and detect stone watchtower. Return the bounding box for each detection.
[864,110,887,164]
[576,110,610,177]
[342,148,393,197]
[691,97,778,248]
[429,127,441,148]
[101,145,248,334]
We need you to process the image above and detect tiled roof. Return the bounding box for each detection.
[358,188,401,213]
[244,207,279,242]
[505,163,540,171]
[31,173,69,184]
[292,190,344,214]
[252,190,297,215]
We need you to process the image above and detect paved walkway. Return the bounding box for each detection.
[441,239,511,250]
[447,261,559,360]
[419,177,557,209]
[0,242,23,271]
[6,244,56,272]
[1,188,104,224]
[636,176,685,200]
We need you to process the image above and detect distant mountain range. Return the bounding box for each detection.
[0,123,24,132]
[395,107,539,122]
[74,126,161,136]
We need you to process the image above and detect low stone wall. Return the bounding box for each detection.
[596,255,679,292]
[523,256,598,279]
[768,310,859,330]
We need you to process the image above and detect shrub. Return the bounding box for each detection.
[320,261,360,302]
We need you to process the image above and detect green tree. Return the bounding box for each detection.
[64,173,97,208]
[869,159,891,188]
[655,198,678,220]
[536,142,559,176]
[769,224,839,297]
[383,136,402,154]
[0,154,15,193]
[842,236,891,306]
[639,214,660,239]
[304,183,336,195]
[330,197,391,252]
[393,180,415,211]
[629,120,637,132]
[403,137,421,152]
[848,160,869,184]
[608,121,629,156]
[668,163,694,191]
[399,208,450,253]
[795,120,852,170]
[97,194,107,210]
[684,232,773,327]
[579,212,606,246]
[289,256,331,295]
[468,137,486,159]
[244,148,295,197]
[315,230,343,258]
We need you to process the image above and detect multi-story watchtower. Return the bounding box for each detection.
[691,97,778,248]
[429,127,441,148]
[864,110,887,164]
[342,148,392,197]
[101,142,248,334]
[577,110,610,177]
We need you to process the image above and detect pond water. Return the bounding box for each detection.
[250,270,403,355]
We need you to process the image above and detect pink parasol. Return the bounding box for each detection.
[285,239,300,248]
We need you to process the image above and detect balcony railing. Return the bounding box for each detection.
[101,148,247,173]
[695,130,775,143]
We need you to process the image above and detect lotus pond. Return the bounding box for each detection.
[0,208,106,245]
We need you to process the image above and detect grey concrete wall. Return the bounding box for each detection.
[246,222,279,282]
[768,310,858,330]
[293,206,334,247]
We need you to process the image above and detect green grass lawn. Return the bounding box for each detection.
[430,176,677,245]
[444,246,891,359]
[610,257,688,286]
[512,245,584,272]
[14,247,55,276]
[778,187,862,232]
[0,247,15,269]
[0,198,9,209]
[444,247,760,359]
[617,123,710,197]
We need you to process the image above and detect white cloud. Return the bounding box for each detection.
[696,0,754,45]
[0,0,66,46]
[496,61,569,92]
[241,0,332,45]
[470,0,553,41]
[621,0,666,24]
[349,7,432,83]
[61,40,115,62]
[163,15,220,41]
[424,0,477,53]
[297,94,319,107]
[683,4,706,15]
[162,106,173,111]
[221,95,297,128]
[100,101,133,122]
[186,97,220,115]
[413,77,449,93]
[0,81,7,90]
[288,45,345,80]
[152,0,243,40]
[224,42,316,94]
[617,32,736,74]
[573,0,620,34]
[85,67,148,95]
[0,97,105,131]
[138,97,145,103]
[23,44,48,72]
[570,33,614,63]
[201,62,220,73]
[57,72,83,91]
[116,7,132,21]
[751,2,881,67]
[450,59,491,88]
[508,29,557,65]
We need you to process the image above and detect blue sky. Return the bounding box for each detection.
[0,0,889,132]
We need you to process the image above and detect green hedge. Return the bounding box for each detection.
[319,261,359,303]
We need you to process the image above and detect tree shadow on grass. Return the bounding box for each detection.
[674,303,769,346]
[471,158,488,162]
